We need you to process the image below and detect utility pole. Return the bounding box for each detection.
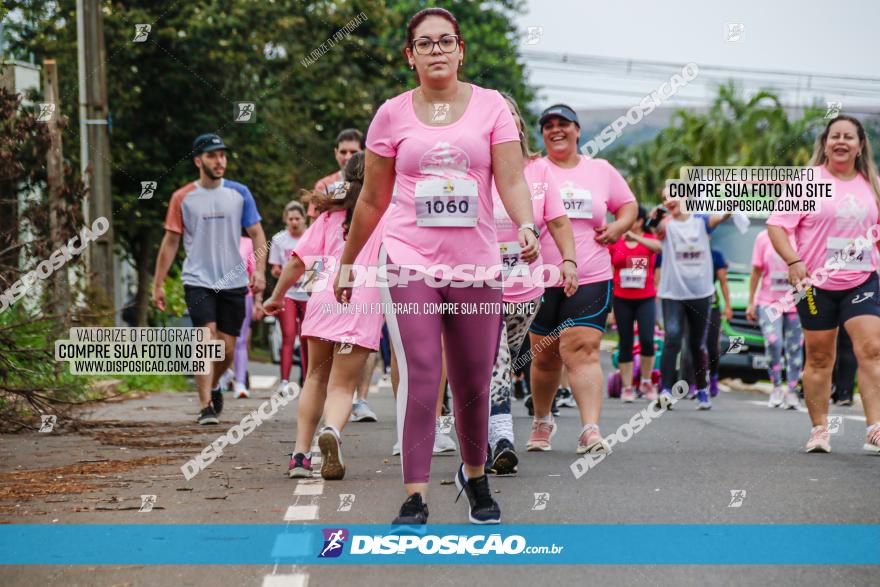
[42,59,70,324]
[77,0,115,317]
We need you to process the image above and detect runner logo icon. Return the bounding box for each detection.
[728,490,747,508]
[140,181,157,200]
[851,291,874,304]
[726,336,745,354]
[319,528,349,558]
[133,24,151,42]
[39,415,57,433]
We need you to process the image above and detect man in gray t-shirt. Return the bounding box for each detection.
[152,133,267,425]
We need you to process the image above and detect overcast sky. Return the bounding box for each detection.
[513,0,880,110]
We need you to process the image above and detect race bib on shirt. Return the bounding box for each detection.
[560,187,593,219]
[415,178,479,227]
[826,237,872,271]
[769,271,789,291]
[499,241,523,277]
[619,268,647,289]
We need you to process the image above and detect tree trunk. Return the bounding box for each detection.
[134,237,152,326]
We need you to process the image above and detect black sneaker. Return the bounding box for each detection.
[513,379,526,401]
[392,492,429,524]
[524,394,534,416]
[197,404,219,425]
[455,464,501,524]
[484,443,494,475]
[491,438,518,475]
[551,391,560,416]
[556,386,576,408]
[211,387,223,415]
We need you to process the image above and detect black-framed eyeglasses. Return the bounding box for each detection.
[412,35,460,55]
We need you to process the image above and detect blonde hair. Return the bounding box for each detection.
[500,92,537,160]
[809,114,880,207]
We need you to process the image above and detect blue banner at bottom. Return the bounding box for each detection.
[1,524,878,565]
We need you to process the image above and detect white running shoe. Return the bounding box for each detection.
[392,440,401,456]
[433,419,457,454]
[233,382,250,399]
[350,399,378,422]
[805,426,831,453]
[218,368,234,392]
[276,380,290,396]
[783,391,800,410]
[768,386,785,408]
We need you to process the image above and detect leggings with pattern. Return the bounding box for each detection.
[488,296,542,446]
[757,306,803,390]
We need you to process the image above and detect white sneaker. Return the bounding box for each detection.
[392,440,401,456]
[218,368,234,391]
[783,391,800,410]
[276,380,290,396]
[234,382,250,399]
[377,374,392,392]
[433,419,457,455]
[350,399,378,422]
[768,386,785,408]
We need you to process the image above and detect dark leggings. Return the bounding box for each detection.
[379,322,392,372]
[682,306,722,383]
[661,297,712,391]
[832,327,857,402]
[612,296,656,363]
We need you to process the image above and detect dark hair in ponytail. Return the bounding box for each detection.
[310,151,365,239]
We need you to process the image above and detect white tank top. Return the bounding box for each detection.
[659,215,715,300]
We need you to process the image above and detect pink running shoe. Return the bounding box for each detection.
[577,425,610,454]
[640,379,658,402]
[621,386,636,403]
[864,425,880,454]
[526,419,557,452]
[805,426,831,453]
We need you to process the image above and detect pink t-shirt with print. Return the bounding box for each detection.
[492,156,567,303]
[541,156,637,285]
[751,229,797,311]
[366,84,520,281]
[767,166,880,291]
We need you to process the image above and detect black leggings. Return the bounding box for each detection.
[661,297,712,391]
[832,327,857,402]
[613,296,656,363]
[683,306,722,383]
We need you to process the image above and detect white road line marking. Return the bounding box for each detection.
[294,482,324,496]
[284,504,319,521]
[262,574,308,587]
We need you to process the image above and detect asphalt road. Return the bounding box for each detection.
[1,356,878,586]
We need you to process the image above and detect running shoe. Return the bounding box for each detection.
[392,440,401,456]
[577,425,609,454]
[783,391,800,410]
[696,390,712,410]
[709,375,719,398]
[837,398,853,407]
[276,380,290,397]
[211,386,223,415]
[556,387,576,408]
[768,387,784,408]
[350,399,378,422]
[524,394,534,416]
[656,389,675,410]
[491,438,519,475]
[686,384,697,400]
[805,426,831,453]
[455,464,501,524]
[392,492,429,525]
[197,405,219,425]
[640,380,658,402]
[234,382,250,399]
[526,419,556,451]
[318,427,345,480]
[513,379,527,401]
[288,452,312,479]
[218,368,234,392]
[864,425,880,454]
[621,386,636,403]
[551,391,561,415]
[433,419,457,455]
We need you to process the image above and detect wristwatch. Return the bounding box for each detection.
[518,223,540,239]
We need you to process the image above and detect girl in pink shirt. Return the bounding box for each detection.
[486,94,577,474]
[265,152,387,481]
[526,103,638,455]
[333,8,540,525]
[746,229,803,409]
[767,115,880,454]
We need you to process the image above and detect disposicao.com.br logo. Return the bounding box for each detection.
[321,528,563,557]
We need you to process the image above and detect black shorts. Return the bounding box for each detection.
[796,272,880,331]
[183,285,248,337]
[530,280,612,335]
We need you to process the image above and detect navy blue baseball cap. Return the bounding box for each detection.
[192,133,231,155]
[539,104,580,128]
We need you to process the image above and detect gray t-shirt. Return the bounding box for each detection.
[164,179,262,289]
[658,215,714,300]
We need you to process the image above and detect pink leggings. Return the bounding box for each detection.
[280,297,308,382]
[379,247,503,483]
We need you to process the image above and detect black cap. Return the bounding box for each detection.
[539,104,580,128]
[192,133,231,155]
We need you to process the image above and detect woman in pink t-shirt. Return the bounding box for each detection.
[746,229,803,410]
[486,94,577,474]
[526,103,638,455]
[767,115,880,454]
[265,152,387,481]
[333,8,540,525]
